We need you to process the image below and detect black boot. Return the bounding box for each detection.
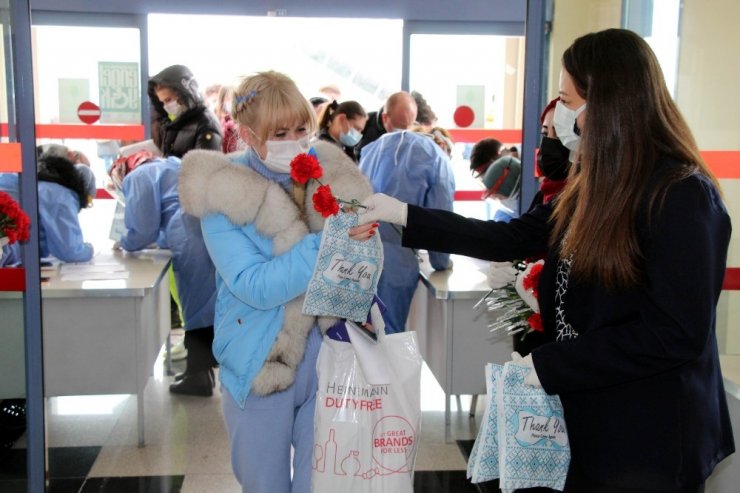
[174,368,215,386]
[169,370,213,397]
[169,327,216,397]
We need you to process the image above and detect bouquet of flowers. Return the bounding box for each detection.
[290,149,364,217]
[481,259,544,338]
[0,191,31,247]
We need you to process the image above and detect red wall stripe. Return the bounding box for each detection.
[0,267,25,292]
[0,143,22,172]
[1,123,144,140]
[2,266,739,292]
[702,151,740,179]
[723,268,740,291]
[447,128,522,143]
[454,190,484,201]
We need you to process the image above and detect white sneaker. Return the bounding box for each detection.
[169,341,188,361]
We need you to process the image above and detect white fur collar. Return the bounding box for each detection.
[179,141,372,395]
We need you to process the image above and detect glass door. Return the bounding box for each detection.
[406,21,525,220]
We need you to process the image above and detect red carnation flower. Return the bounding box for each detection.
[522,261,543,298]
[527,313,544,332]
[290,153,323,185]
[0,191,31,245]
[312,184,340,218]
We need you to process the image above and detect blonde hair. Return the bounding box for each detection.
[216,85,234,120]
[232,71,317,143]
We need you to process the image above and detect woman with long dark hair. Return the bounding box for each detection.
[350,28,733,492]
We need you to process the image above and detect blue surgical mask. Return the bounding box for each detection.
[339,127,362,147]
[553,101,586,152]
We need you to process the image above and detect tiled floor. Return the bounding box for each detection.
[1,334,493,492]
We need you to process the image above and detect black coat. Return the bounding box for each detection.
[355,107,385,161]
[147,65,222,158]
[152,107,222,158]
[401,160,734,490]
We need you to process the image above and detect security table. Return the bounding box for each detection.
[407,253,513,442]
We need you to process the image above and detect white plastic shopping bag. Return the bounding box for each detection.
[468,363,503,483]
[312,303,422,493]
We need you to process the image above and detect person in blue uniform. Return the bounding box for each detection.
[0,154,94,263]
[359,129,455,333]
[110,151,217,396]
[350,28,733,493]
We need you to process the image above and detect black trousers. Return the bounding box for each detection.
[558,472,705,493]
[183,325,216,373]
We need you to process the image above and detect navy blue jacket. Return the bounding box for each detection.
[401,162,734,489]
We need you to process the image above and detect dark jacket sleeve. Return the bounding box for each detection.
[402,202,552,261]
[533,174,731,394]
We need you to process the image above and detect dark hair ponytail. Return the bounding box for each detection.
[318,100,367,130]
[317,100,340,129]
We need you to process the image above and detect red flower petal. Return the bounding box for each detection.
[312,184,339,217]
[0,191,31,245]
[527,313,544,332]
[290,153,323,184]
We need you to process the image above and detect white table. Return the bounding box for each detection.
[407,253,512,442]
[0,201,171,447]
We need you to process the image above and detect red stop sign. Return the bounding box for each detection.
[77,101,101,124]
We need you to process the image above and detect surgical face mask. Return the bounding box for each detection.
[263,135,311,174]
[163,101,185,119]
[498,190,520,214]
[339,127,362,147]
[537,136,570,180]
[553,100,586,152]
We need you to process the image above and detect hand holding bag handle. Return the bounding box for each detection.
[345,302,392,385]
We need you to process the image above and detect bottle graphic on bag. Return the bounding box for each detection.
[325,429,344,475]
[340,450,362,476]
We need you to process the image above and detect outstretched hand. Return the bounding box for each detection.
[357,193,408,226]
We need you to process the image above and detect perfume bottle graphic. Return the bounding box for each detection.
[324,428,344,475]
[340,450,362,476]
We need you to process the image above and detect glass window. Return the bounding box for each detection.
[410,33,525,220]
[148,14,403,113]
[32,25,141,184]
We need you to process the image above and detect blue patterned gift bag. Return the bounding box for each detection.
[303,212,383,322]
[468,363,503,483]
[497,363,570,493]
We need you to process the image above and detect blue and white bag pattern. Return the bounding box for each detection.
[469,362,570,492]
[303,211,383,322]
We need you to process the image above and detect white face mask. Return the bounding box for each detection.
[263,135,311,173]
[553,100,586,152]
[339,127,363,147]
[163,101,185,118]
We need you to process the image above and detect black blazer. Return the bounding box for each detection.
[401,165,734,490]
